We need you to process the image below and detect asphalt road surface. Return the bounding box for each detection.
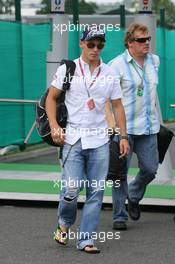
[0,205,174,264]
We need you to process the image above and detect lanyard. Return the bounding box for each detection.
[131,60,145,89]
[78,58,101,97]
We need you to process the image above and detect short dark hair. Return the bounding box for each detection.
[124,23,149,48]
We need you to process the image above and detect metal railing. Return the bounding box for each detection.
[0,98,39,144]
[0,99,38,104]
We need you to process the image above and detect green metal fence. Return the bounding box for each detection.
[0,22,51,146]
[0,21,175,147]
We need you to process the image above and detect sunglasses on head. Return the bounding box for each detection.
[86,42,105,50]
[133,36,151,43]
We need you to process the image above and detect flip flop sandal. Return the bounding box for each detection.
[81,245,101,254]
[54,226,69,245]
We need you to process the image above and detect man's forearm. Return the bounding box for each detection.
[45,87,65,145]
[45,96,56,125]
[45,87,62,130]
[45,97,58,129]
[112,104,127,136]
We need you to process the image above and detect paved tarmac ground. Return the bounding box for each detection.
[0,205,174,264]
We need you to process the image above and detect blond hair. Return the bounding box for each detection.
[124,23,149,48]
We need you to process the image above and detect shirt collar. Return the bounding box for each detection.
[125,49,133,63]
[79,56,103,71]
[124,49,150,67]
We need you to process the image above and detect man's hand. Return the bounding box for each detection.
[119,139,130,158]
[51,126,65,145]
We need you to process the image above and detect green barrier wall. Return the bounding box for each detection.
[0,22,175,146]
[0,22,51,146]
[156,28,175,120]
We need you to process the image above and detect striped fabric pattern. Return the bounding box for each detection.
[109,50,160,135]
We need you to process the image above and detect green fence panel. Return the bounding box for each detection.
[0,22,175,147]
[68,29,80,60]
[22,23,51,144]
[101,29,125,63]
[0,22,51,146]
[156,28,175,121]
[0,22,24,146]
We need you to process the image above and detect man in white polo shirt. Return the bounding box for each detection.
[45,25,129,253]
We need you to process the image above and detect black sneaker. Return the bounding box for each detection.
[128,198,140,221]
[113,221,127,230]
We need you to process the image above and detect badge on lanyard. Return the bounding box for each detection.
[131,61,144,97]
[87,97,95,111]
[137,85,144,96]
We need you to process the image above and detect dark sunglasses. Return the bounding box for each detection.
[86,42,105,50]
[133,36,151,43]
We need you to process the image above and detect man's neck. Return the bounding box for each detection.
[81,55,100,74]
[128,49,146,68]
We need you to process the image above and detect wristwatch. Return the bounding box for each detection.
[119,135,129,141]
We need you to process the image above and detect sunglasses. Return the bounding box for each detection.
[86,42,105,50]
[133,36,151,43]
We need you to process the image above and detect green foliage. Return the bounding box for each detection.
[37,0,98,15]
[78,0,97,14]
[36,0,50,14]
[132,0,175,26]
[152,0,175,26]
[0,0,14,14]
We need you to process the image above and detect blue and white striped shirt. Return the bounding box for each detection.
[109,50,160,135]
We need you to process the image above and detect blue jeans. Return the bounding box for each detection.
[112,134,159,223]
[58,139,109,249]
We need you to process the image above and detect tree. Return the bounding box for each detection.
[78,0,97,14]
[152,0,175,26]
[36,0,50,14]
[0,0,14,14]
[37,0,98,14]
[131,0,175,26]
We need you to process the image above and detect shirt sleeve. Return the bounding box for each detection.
[108,66,123,100]
[110,76,123,100]
[50,63,66,90]
[152,54,160,72]
[109,59,123,83]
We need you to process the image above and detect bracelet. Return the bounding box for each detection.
[119,135,129,141]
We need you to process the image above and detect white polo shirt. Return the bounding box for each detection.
[51,56,122,149]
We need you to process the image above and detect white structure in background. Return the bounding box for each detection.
[134,0,173,182]
[51,0,65,13]
[134,0,156,53]
[46,0,68,88]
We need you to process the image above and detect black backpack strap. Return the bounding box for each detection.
[60,59,76,91]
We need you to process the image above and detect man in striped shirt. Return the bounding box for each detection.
[109,23,160,230]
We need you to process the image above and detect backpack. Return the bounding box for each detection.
[36,59,76,146]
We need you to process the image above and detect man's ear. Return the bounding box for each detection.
[128,40,133,48]
[80,40,84,48]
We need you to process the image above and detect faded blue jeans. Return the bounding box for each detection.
[112,134,159,223]
[58,139,109,250]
